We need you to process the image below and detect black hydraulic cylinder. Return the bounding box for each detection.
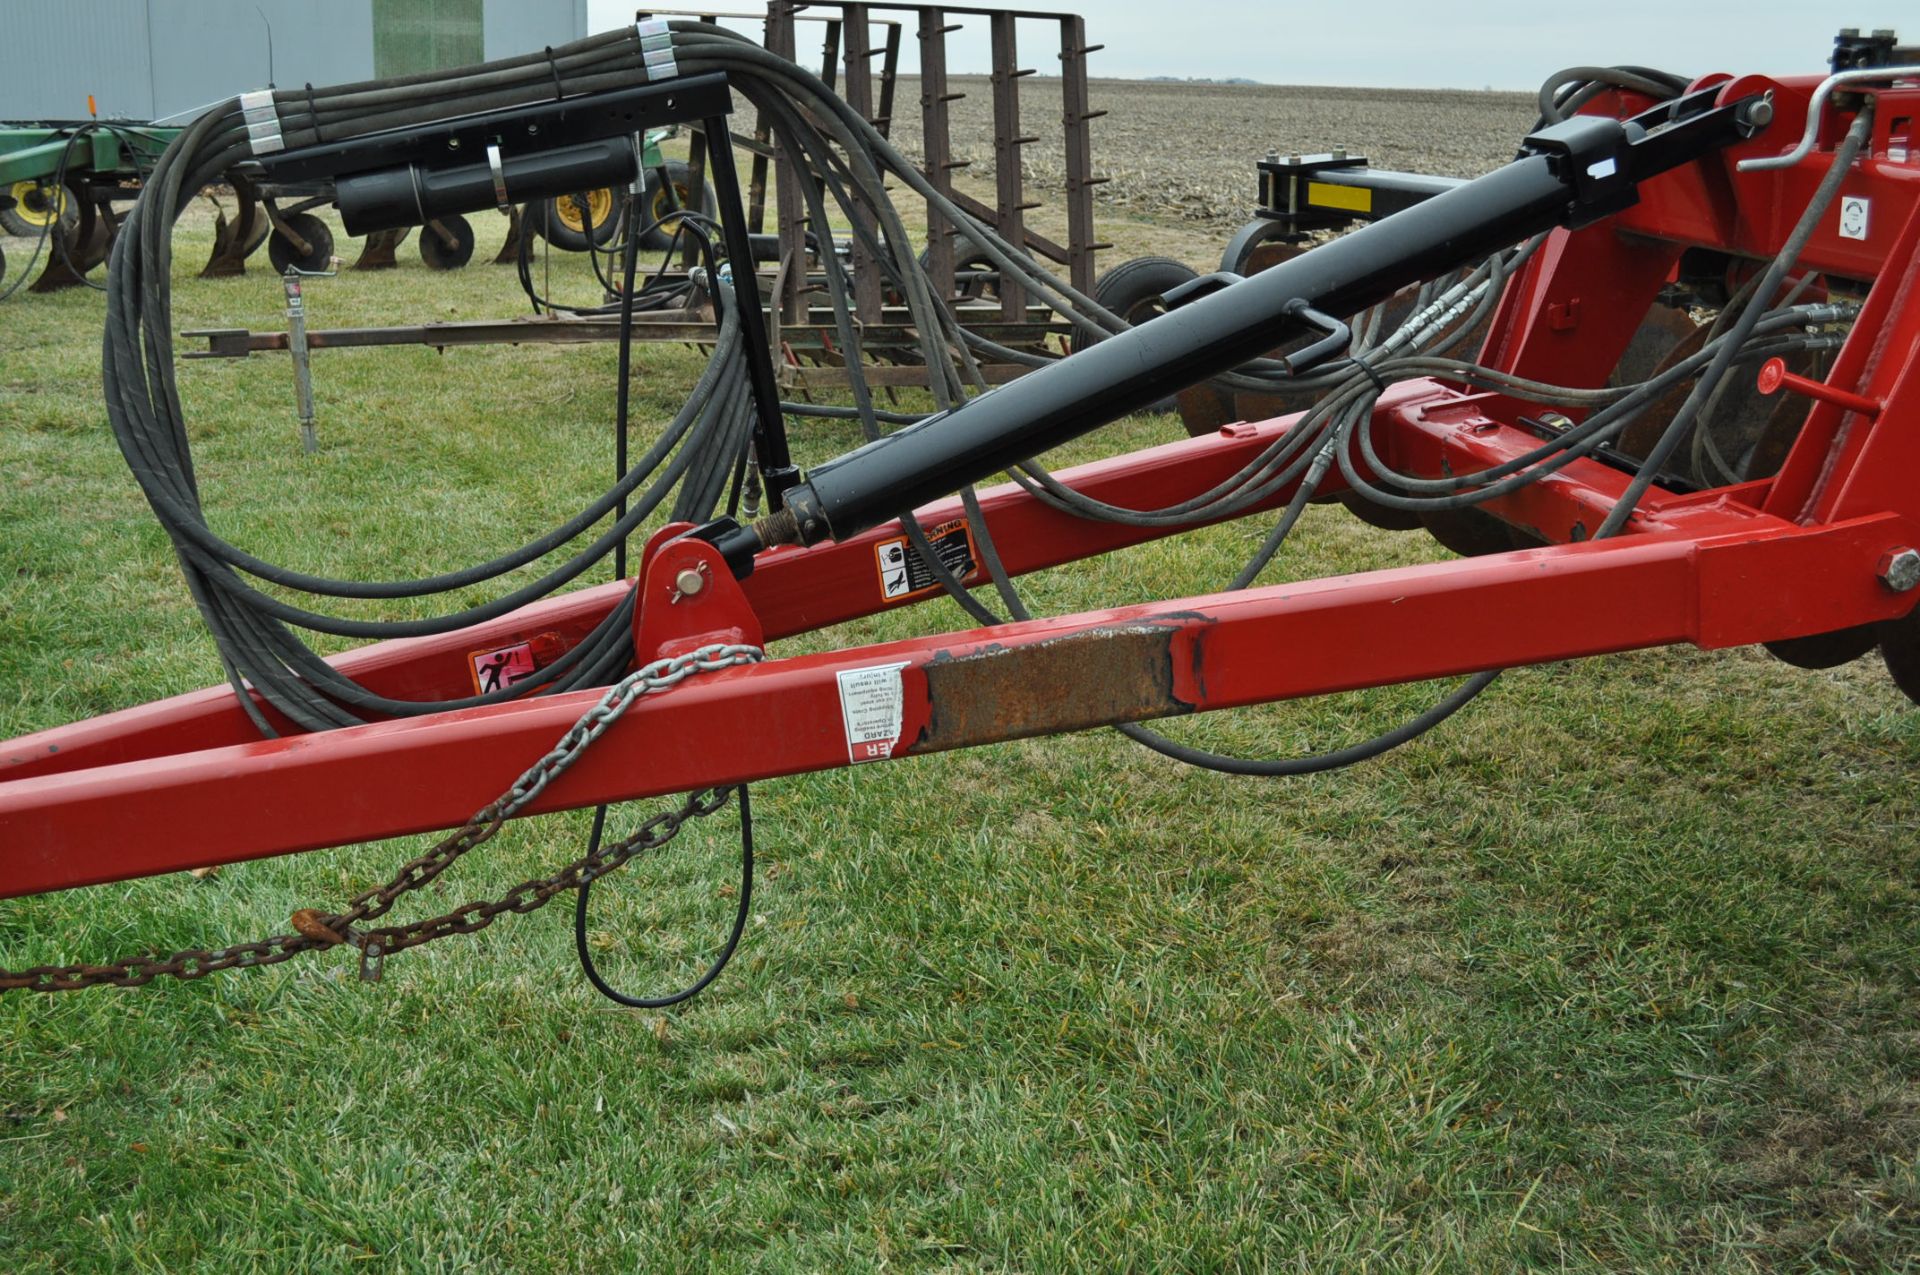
[782,153,1576,547]
[335,138,637,235]
[766,94,1757,552]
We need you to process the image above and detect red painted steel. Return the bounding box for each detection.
[5,65,1920,900]
[1,389,1417,782]
[1758,356,1885,417]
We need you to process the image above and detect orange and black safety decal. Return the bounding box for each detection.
[872,518,976,602]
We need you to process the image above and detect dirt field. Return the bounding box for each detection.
[889,77,1539,231]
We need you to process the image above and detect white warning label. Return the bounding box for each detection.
[836,662,908,763]
[1838,195,1870,241]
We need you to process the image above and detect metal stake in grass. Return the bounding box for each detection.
[281,258,337,453]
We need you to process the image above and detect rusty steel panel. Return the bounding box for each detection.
[911,624,1193,754]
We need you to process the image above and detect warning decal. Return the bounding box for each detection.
[1838,195,1870,242]
[836,662,909,763]
[874,518,976,601]
[470,640,540,695]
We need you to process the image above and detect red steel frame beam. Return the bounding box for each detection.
[1,501,1913,897]
[1,386,1430,782]
[6,70,1920,900]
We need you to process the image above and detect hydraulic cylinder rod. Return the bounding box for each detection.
[737,92,1765,556]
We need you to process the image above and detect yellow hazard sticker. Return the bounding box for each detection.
[1306,181,1372,213]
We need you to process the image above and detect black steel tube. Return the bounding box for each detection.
[783,152,1582,546]
[336,139,637,235]
[701,115,797,504]
[756,93,1761,554]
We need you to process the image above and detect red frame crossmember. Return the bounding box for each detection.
[4,71,1919,898]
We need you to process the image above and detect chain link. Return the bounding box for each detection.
[0,643,763,994]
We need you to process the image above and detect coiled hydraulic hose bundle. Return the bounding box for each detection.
[107,23,1860,771]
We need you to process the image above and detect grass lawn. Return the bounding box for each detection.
[2,175,1919,1272]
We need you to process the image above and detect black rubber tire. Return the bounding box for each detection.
[1,179,78,238]
[1219,218,1296,276]
[638,160,718,251]
[1088,256,1201,414]
[267,212,334,274]
[1765,626,1880,670]
[1094,256,1198,325]
[1337,490,1424,532]
[531,189,621,253]
[0,241,7,290]
[1877,606,1920,706]
[1418,508,1524,558]
[419,213,475,270]
[916,244,1003,304]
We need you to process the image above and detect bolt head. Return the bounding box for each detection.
[674,567,707,597]
[1879,548,1920,593]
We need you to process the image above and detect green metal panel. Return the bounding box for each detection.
[373,0,485,79]
[0,127,178,188]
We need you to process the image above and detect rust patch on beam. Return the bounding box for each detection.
[911,624,1193,754]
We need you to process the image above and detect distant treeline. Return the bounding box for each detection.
[1140,76,1263,85]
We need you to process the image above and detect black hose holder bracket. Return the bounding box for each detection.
[239,72,735,235]
[1521,116,1635,227]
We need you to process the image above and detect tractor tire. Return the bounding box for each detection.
[1419,507,1525,558]
[638,160,718,250]
[531,188,621,252]
[1765,626,1880,670]
[918,245,1004,305]
[420,213,475,270]
[1219,218,1296,277]
[1878,604,1920,707]
[1,179,76,238]
[1088,256,1201,414]
[267,212,334,274]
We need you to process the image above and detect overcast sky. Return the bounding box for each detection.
[598,2,1911,90]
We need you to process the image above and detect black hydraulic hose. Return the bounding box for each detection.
[101,84,755,727]
[574,786,754,1008]
[614,182,644,579]
[1595,104,1874,538]
[782,153,1598,546]
[96,32,1809,786]
[1128,120,1862,778]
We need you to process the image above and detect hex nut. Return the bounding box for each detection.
[1879,548,1920,593]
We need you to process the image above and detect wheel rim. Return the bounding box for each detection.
[556,189,614,234]
[954,254,999,302]
[10,180,67,228]
[649,184,696,234]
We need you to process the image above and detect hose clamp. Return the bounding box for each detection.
[635,19,678,81]
[239,88,283,155]
[643,46,679,81]
[487,143,511,211]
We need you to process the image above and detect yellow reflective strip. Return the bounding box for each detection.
[1305,181,1372,213]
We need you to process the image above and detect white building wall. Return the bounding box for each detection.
[0,0,583,124]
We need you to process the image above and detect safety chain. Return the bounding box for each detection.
[0,643,763,994]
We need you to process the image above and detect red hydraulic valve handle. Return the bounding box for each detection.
[1756,357,1884,418]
